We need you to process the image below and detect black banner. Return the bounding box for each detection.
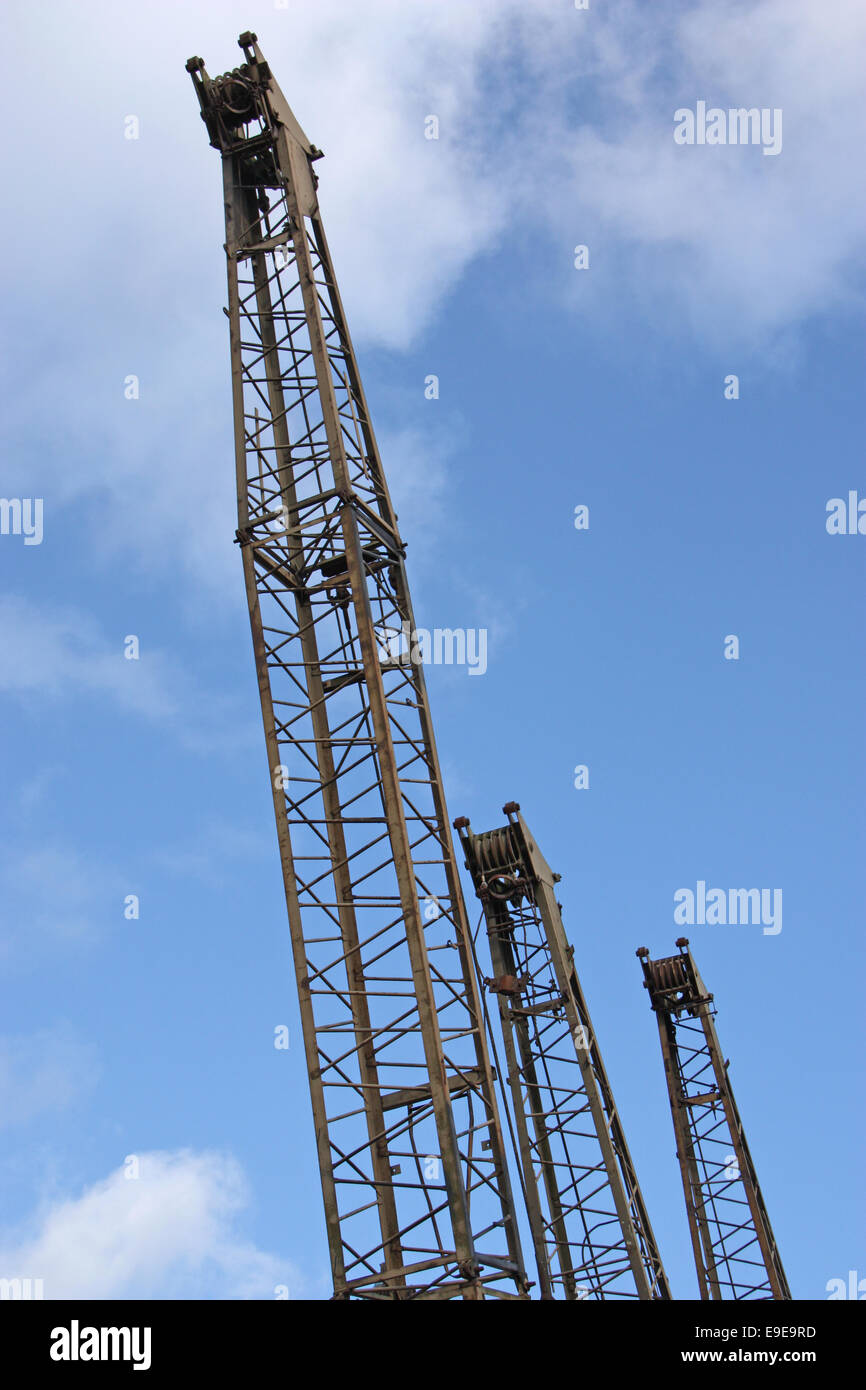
[3,1298,859,1376]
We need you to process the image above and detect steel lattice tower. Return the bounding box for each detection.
[456,804,670,1300]
[637,939,790,1300]
[187,33,527,1300]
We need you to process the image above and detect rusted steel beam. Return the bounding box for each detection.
[458,804,670,1299]
[189,33,527,1301]
[638,939,790,1300]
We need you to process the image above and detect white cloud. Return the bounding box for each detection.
[551,0,866,347]
[1,0,862,598]
[1,0,546,347]
[0,1149,296,1299]
[2,0,860,351]
[0,1027,99,1131]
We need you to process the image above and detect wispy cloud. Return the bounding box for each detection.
[0,596,179,720]
[0,844,123,965]
[0,596,255,754]
[377,426,451,561]
[151,818,271,885]
[0,1026,100,1131]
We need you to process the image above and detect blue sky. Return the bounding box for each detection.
[0,0,863,1299]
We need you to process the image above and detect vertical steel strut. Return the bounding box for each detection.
[187,33,526,1300]
[637,939,790,1300]
[456,803,670,1299]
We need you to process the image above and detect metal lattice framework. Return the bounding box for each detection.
[456,804,670,1299]
[187,33,527,1300]
[637,940,790,1300]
